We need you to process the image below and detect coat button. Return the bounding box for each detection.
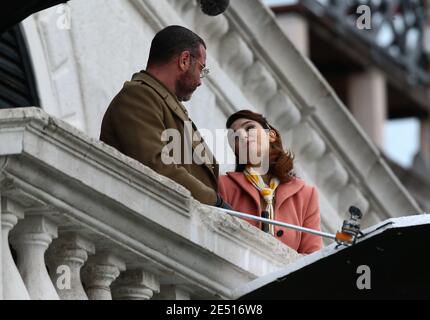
[276,230,284,237]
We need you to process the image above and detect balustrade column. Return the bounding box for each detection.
[10,214,59,300]
[1,197,29,300]
[82,253,125,300]
[153,285,191,300]
[112,269,160,300]
[46,233,95,300]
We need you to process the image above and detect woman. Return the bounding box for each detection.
[218,110,323,254]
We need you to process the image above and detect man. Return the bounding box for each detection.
[100,25,230,208]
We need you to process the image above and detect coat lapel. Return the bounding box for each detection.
[132,71,189,123]
[227,172,261,210]
[132,71,218,181]
[273,178,305,213]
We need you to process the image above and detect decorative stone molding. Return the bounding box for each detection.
[218,32,254,85]
[317,153,349,194]
[244,61,278,106]
[291,124,326,163]
[266,92,302,131]
[21,9,87,133]
[194,9,229,45]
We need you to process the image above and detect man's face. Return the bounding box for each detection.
[176,44,206,102]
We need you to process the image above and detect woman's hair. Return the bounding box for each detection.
[226,110,295,183]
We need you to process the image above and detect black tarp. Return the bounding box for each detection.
[1,1,69,33]
[236,215,430,300]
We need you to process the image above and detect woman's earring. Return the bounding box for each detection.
[269,130,277,141]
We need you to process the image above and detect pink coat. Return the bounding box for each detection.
[218,172,323,254]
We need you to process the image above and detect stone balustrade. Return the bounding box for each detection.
[0,107,301,300]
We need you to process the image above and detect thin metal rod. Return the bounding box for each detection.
[216,207,337,240]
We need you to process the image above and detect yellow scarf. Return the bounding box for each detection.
[243,166,280,236]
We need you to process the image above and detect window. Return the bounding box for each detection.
[0,25,39,109]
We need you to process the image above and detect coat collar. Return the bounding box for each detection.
[131,71,189,123]
[226,172,305,212]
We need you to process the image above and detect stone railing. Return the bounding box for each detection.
[0,107,300,300]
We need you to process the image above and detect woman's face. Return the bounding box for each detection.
[228,118,277,166]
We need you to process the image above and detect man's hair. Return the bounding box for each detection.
[147,25,206,66]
